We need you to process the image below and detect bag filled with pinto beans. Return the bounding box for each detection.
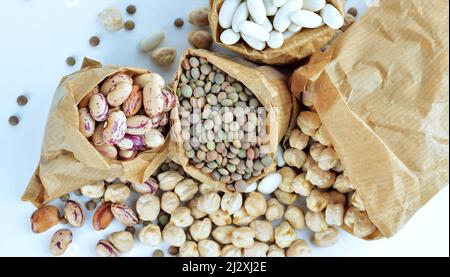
[290,0,449,238]
[22,59,174,206]
[209,0,344,65]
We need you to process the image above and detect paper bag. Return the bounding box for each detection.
[209,0,344,65]
[290,0,449,238]
[22,59,169,206]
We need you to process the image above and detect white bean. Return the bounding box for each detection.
[241,34,266,50]
[320,4,344,29]
[263,0,278,16]
[247,0,267,25]
[288,22,302,32]
[273,0,288,7]
[260,17,273,32]
[267,31,284,49]
[139,29,165,52]
[257,172,282,194]
[219,0,241,29]
[232,2,249,32]
[283,30,296,39]
[290,10,323,28]
[273,0,303,32]
[302,0,325,12]
[239,21,270,41]
[220,29,241,45]
[276,144,286,167]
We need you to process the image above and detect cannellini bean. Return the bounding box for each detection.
[260,17,273,32]
[305,211,328,232]
[288,22,302,32]
[302,0,325,11]
[320,4,344,29]
[239,21,270,41]
[263,0,278,16]
[258,172,282,194]
[273,0,303,32]
[250,220,274,242]
[276,144,286,167]
[139,29,165,52]
[220,29,241,45]
[284,206,305,229]
[243,242,269,257]
[283,30,296,39]
[232,2,249,32]
[290,10,323,28]
[247,0,267,25]
[267,31,284,49]
[286,239,312,257]
[219,0,241,29]
[274,221,296,248]
[241,34,266,50]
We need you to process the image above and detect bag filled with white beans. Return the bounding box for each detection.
[209,0,344,65]
[22,58,172,206]
[290,0,449,238]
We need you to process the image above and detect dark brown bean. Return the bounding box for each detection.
[89,36,100,47]
[8,116,19,126]
[347,7,358,17]
[126,5,137,15]
[174,18,184,28]
[17,95,28,106]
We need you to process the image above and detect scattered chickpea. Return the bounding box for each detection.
[284,206,305,229]
[265,198,285,221]
[104,183,131,203]
[277,167,296,193]
[231,227,256,249]
[283,148,307,169]
[198,239,221,257]
[250,220,274,243]
[305,211,328,232]
[189,196,208,219]
[273,189,298,206]
[158,171,184,191]
[174,178,198,201]
[312,227,339,247]
[310,143,326,162]
[286,240,312,257]
[274,221,296,249]
[233,207,257,226]
[221,192,243,214]
[267,244,285,257]
[297,111,321,136]
[197,192,221,214]
[333,174,355,193]
[170,207,194,228]
[199,183,219,194]
[306,164,336,189]
[209,209,232,226]
[136,193,160,221]
[162,224,186,247]
[139,223,162,246]
[351,191,366,211]
[161,191,180,214]
[325,203,345,226]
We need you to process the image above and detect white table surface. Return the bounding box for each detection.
[0,0,448,257]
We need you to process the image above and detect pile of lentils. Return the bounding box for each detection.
[176,56,273,192]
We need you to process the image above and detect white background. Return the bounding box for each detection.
[0,0,448,257]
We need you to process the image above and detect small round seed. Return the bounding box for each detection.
[189,57,200,68]
[261,156,273,167]
[89,36,100,47]
[124,20,135,31]
[59,194,70,202]
[174,18,184,28]
[159,214,170,226]
[8,116,19,126]
[347,7,358,17]
[66,57,76,66]
[125,226,136,235]
[86,200,97,211]
[153,249,164,257]
[59,217,69,225]
[17,95,28,106]
[168,246,179,256]
[126,5,137,15]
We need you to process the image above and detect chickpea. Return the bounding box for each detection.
[104,183,131,203]
[136,193,160,221]
[333,174,354,193]
[351,191,366,211]
[162,224,186,247]
[243,242,269,257]
[284,206,305,229]
[233,207,257,226]
[306,189,330,212]
[189,218,212,242]
[289,128,309,150]
[325,203,344,226]
[302,155,316,172]
[277,167,296,193]
[198,239,221,257]
[292,173,313,197]
[332,161,344,172]
[179,241,200,257]
[209,209,232,226]
[157,171,184,191]
[317,147,339,171]
[302,90,315,107]
[244,192,267,217]
[221,244,242,257]
[174,178,198,201]
[305,211,328,232]
[212,226,235,244]
[197,192,221,214]
[267,244,285,257]
[344,206,361,228]
[221,192,243,214]
[328,190,346,205]
[161,191,180,214]
[189,197,207,219]
[199,183,219,194]
[310,143,326,162]
[231,227,256,248]
[297,111,321,136]
[273,189,298,205]
[139,223,161,246]
[286,240,312,257]
[283,148,307,169]
[274,221,296,248]
[265,198,285,221]
[250,220,274,243]
[81,181,105,198]
[170,207,194,228]
[312,126,333,146]
[306,164,336,189]
[312,226,339,247]
[353,212,377,238]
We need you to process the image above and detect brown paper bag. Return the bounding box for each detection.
[290,0,449,238]
[22,59,169,207]
[170,48,292,191]
[209,0,344,65]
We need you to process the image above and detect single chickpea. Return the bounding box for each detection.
[325,203,345,226]
[277,167,297,193]
[161,191,180,214]
[305,211,328,232]
[302,155,316,172]
[157,171,184,191]
[312,226,339,247]
[317,147,339,171]
[297,111,321,136]
[250,220,274,243]
[231,227,256,248]
[198,239,221,257]
[310,143,326,162]
[170,207,194,228]
[344,206,361,228]
[197,192,221,214]
[233,207,257,226]
[306,189,330,212]
[179,241,200,257]
[189,196,207,219]
[139,223,162,246]
[174,178,198,201]
[212,226,235,244]
[273,189,298,205]
[189,218,212,242]
[292,173,313,197]
[306,164,336,189]
[332,160,344,172]
[267,244,285,257]
[243,242,269,257]
[209,209,232,226]
[284,206,305,229]
[162,224,186,247]
[221,192,243,214]
[81,181,105,199]
[328,190,347,205]
[333,174,355,193]
[353,212,377,238]
[244,192,267,217]
[283,148,307,169]
[302,90,315,107]
[286,240,312,257]
[221,244,242,257]
[265,198,285,221]
[289,128,309,150]
[136,193,160,221]
[312,126,333,146]
[274,221,296,248]
[351,191,366,211]
[104,183,131,203]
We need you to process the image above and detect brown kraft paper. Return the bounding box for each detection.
[170,48,292,191]
[209,0,344,65]
[290,0,449,238]
[22,58,169,207]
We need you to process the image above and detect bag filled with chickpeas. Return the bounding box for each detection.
[289,0,449,239]
[170,48,292,193]
[22,58,176,206]
[209,0,345,65]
